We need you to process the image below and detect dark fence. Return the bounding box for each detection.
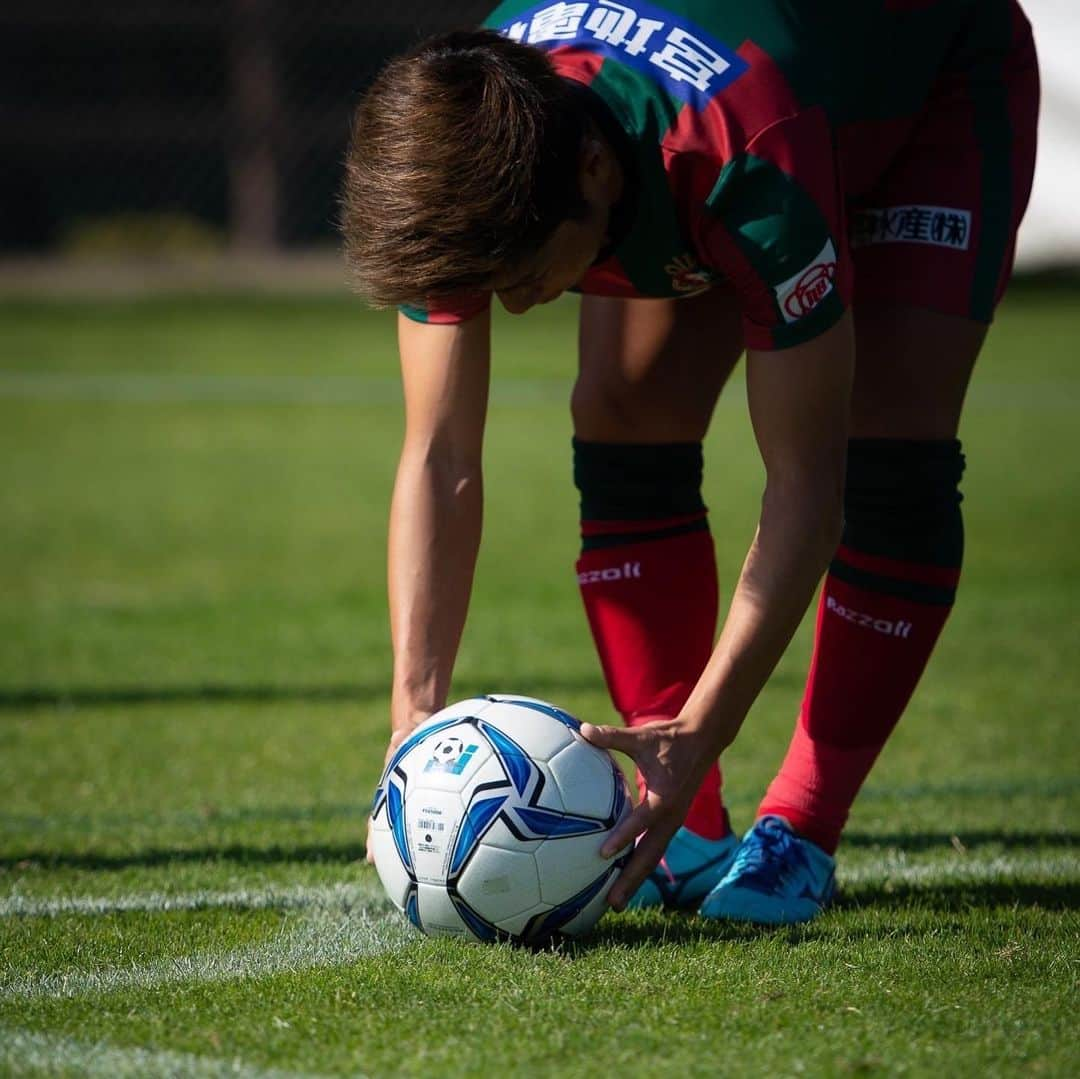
[0,1,492,253]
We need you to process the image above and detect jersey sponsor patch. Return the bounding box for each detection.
[499,1,748,105]
[851,205,972,251]
[773,239,838,324]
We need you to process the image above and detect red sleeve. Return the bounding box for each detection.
[399,290,492,326]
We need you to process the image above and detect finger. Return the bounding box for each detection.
[607,813,683,911]
[600,798,660,859]
[579,722,643,757]
[384,732,407,766]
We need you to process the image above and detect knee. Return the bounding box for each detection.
[570,370,713,443]
[571,372,645,441]
[843,438,966,564]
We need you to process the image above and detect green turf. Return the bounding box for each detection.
[1,287,1077,1077]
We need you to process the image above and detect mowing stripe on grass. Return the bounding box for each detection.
[1,371,1075,410]
[0,885,413,1001]
[0,372,572,407]
[0,880,387,920]
[0,1026,329,1079]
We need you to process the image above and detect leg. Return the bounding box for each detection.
[758,304,983,851]
[759,0,1039,854]
[572,289,742,864]
[702,0,1038,924]
[701,306,985,925]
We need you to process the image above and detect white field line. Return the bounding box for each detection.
[0,852,1074,1001]
[0,1026,332,1079]
[0,880,387,920]
[0,884,413,1002]
[837,850,1079,886]
[2,852,1073,924]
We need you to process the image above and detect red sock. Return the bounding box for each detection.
[577,518,728,839]
[759,544,960,852]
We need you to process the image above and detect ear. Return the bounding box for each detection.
[578,136,609,200]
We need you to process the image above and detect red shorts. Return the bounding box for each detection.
[845,0,1039,323]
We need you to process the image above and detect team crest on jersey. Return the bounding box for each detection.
[773,239,838,323]
[500,1,748,105]
[665,253,714,295]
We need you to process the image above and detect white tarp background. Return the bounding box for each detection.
[1016,0,1080,267]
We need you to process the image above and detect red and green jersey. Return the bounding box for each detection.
[402,0,987,349]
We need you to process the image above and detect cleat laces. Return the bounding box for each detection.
[728,819,808,894]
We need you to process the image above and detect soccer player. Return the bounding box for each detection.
[344,0,1038,923]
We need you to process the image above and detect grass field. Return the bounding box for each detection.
[1,285,1078,1077]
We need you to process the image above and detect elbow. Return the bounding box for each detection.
[431,446,483,502]
[398,440,483,509]
[400,432,481,483]
[762,474,844,565]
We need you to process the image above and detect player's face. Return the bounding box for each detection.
[491,131,621,316]
[492,214,606,315]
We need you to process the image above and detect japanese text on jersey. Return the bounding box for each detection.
[501,1,747,101]
[852,205,972,251]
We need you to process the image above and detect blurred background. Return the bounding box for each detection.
[0,0,1077,286]
[0,0,493,289]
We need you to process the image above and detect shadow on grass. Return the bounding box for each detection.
[586,914,774,950]
[574,877,1080,953]
[834,879,1080,913]
[0,675,626,712]
[0,684,372,710]
[0,841,366,873]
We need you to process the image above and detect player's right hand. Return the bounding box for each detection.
[580,717,718,909]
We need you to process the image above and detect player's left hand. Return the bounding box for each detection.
[365,723,424,865]
[580,718,716,910]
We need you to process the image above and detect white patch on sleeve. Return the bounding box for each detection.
[773,238,838,324]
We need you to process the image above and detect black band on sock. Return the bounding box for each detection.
[572,438,706,521]
[839,438,966,569]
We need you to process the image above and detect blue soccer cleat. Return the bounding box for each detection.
[627,818,739,910]
[699,815,836,924]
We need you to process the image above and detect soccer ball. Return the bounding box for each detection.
[369,695,633,944]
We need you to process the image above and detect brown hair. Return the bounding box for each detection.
[342,30,588,308]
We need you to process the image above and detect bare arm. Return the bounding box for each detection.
[679,309,853,748]
[584,311,855,905]
[388,309,491,739]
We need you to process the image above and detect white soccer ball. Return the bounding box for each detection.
[369,695,633,944]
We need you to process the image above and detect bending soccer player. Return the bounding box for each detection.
[344,0,1038,923]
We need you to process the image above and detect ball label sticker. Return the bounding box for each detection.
[423,736,479,775]
[410,790,461,882]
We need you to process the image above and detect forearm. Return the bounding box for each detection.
[388,449,482,733]
[681,478,842,753]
